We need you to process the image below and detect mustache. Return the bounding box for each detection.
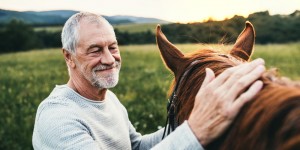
[93,61,121,71]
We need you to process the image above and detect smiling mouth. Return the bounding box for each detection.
[93,61,120,73]
[95,67,115,72]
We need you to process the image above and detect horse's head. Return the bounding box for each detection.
[156,22,300,149]
[156,22,255,124]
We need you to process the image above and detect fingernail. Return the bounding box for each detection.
[205,68,210,77]
[205,68,209,73]
[205,68,214,77]
[253,80,264,90]
[256,65,266,73]
[253,58,265,65]
[206,68,214,74]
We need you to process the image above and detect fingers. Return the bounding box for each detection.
[187,58,266,146]
[207,66,238,88]
[225,64,265,100]
[229,80,264,119]
[220,58,265,91]
[201,68,216,88]
[210,58,265,88]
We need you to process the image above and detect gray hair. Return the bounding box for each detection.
[61,12,113,54]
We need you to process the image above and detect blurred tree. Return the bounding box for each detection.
[0,20,41,53]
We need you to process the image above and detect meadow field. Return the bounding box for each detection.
[1,43,300,149]
[113,23,157,33]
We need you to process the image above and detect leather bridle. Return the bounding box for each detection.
[162,60,200,139]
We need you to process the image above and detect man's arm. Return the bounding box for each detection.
[151,121,204,150]
[129,120,203,150]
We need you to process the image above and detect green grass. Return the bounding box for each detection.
[254,43,300,79]
[34,26,63,32]
[1,43,300,149]
[114,23,157,33]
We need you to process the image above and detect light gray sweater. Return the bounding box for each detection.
[32,85,203,150]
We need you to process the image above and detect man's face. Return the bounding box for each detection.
[72,20,121,89]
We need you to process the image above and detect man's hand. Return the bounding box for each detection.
[188,58,265,146]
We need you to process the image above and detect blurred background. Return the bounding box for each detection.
[0,0,300,149]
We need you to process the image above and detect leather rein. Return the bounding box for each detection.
[162,60,200,139]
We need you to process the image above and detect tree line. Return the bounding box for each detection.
[0,11,299,53]
[161,11,300,44]
[0,20,61,53]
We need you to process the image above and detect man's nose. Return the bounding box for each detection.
[101,48,115,65]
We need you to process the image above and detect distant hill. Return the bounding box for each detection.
[0,9,71,25]
[108,15,169,24]
[0,9,170,25]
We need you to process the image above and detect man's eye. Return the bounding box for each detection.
[91,48,101,53]
[109,46,118,51]
[92,50,100,53]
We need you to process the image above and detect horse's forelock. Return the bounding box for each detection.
[174,49,242,123]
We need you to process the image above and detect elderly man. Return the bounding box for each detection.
[32,12,265,149]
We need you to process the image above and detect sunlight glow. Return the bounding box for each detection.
[1,0,299,23]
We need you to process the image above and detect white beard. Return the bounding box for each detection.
[76,60,121,89]
[90,61,121,89]
[91,65,120,89]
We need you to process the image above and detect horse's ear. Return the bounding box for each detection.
[230,21,255,61]
[156,24,184,73]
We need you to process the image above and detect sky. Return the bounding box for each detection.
[1,0,300,23]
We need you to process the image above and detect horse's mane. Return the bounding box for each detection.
[172,49,300,150]
[168,49,235,122]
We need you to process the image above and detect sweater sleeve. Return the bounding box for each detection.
[32,103,100,150]
[129,120,204,150]
[108,91,204,150]
[129,119,165,150]
[151,121,204,150]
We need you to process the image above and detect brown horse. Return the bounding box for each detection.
[156,22,300,150]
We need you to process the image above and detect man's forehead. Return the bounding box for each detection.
[77,24,116,45]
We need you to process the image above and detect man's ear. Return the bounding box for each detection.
[62,49,76,68]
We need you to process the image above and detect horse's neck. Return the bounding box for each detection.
[206,82,300,150]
